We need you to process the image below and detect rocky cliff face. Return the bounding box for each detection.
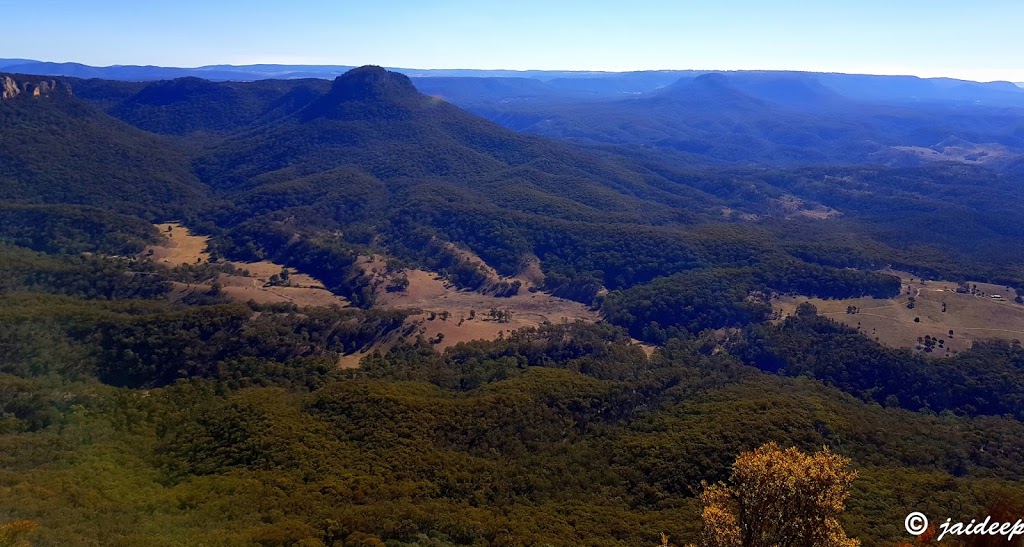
[2,75,73,100]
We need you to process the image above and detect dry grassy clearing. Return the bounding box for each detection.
[886,142,1014,165]
[378,269,600,351]
[360,264,659,362]
[148,222,211,265]
[337,267,603,368]
[146,224,606,367]
[776,271,1024,355]
[146,225,1024,361]
[345,249,606,351]
[145,222,350,308]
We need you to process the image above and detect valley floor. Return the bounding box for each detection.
[776,271,1024,355]
[146,223,612,367]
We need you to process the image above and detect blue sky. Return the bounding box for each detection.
[4,0,1022,82]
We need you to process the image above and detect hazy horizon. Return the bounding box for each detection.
[5,0,1023,83]
[5,56,1024,86]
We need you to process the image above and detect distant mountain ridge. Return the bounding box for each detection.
[3,58,1023,107]
[8,65,1022,168]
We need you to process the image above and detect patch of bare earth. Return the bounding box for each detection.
[147,223,211,265]
[337,249,608,366]
[443,241,503,283]
[215,270,350,308]
[377,269,599,351]
[517,255,546,287]
[775,271,1024,356]
[888,143,1014,165]
[342,246,660,365]
[770,195,840,220]
[147,225,640,367]
[355,254,391,286]
[720,207,761,222]
[146,222,350,308]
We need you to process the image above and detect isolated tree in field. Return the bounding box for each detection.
[795,302,817,317]
[694,442,858,547]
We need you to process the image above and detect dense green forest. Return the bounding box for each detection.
[3,67,1024,545]
[4,272,1024,545]
[736,310,1024,418]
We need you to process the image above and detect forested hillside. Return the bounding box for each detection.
[0,87,208,217]
[2,66,1024,545]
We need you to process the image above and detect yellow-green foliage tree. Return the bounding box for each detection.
[0,519,39,547]
[695,442,859,547]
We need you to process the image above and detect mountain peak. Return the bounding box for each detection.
[691,72,732,88]
[328,65,419,102]
[299,65,424,120]
[655,72,765,109]
[661,72,737,96]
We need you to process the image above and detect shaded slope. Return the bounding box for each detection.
[196,66,723,223]
[110,77,332,134]
[0,81,208,216]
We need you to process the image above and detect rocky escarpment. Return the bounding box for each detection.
[2,75,73,100]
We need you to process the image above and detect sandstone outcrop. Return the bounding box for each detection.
[1,75,72,100]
